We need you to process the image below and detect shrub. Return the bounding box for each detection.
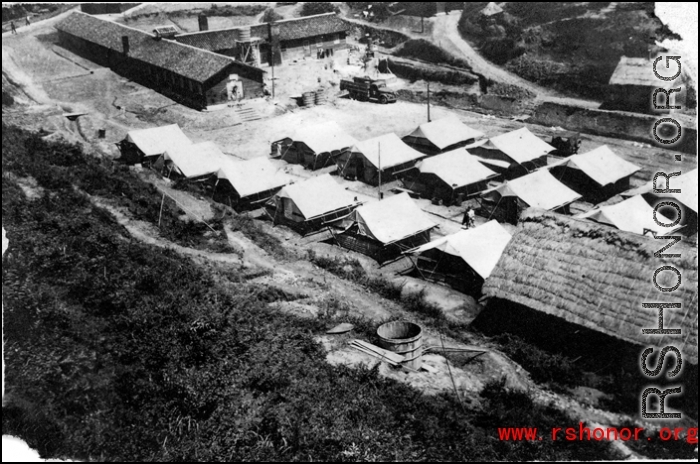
[300,2,338,17]
[494,333,581,387]
[2,90,14,107]
[260,8,283,23]
[394,39,472,70]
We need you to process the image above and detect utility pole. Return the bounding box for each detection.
[378,141,382,200]
[427,81,431,122]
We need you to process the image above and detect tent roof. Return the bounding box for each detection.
[578,195,684,236]
[406,116,485,150]
[418,148,499,188]
[488,169,581,210]
[125,124,192,158]
[481,127,555,164]
[351,193,437,244]
[410,220,512,279]
[352,133,426,169]
[164,141,228,179]
[217,157,292,198]
[274,174,359,220]
[292,121,358,155]
[551,145,640,186]
[628,168,698,214]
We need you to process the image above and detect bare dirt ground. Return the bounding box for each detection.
[3,14,694,454]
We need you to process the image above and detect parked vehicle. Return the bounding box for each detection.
[550,132,582,157]
[339,76,397,104]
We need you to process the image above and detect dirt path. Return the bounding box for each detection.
[430,12,548,95]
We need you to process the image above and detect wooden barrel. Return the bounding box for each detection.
[314,89,327,105]
[302,91,315,106]
[377,321,423,370]
[236,27,251,42]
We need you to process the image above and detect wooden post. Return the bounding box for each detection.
[158,192,166,228]
[378,141,382,200]
[427,81,431,122]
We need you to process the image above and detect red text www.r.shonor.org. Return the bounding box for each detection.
[497,423,698,443]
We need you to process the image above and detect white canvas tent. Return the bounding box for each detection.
[346,193,437,245]
[409,220,512,280]
[471,127,554,178]
[160,142,228,179]
[403,115,485,154]
[549,145,640,187]
[338,133,426,185]
[124,124,192,159]
[293,121,358,155]
[417,148,499,190]
[216,157,292,207]
[578,195,684,236]
[280,121,358,169]
[481,169,581,223]
[267,174,361,231]
[624,168,698,214]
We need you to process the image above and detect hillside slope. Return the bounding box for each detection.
[458,2,682,99]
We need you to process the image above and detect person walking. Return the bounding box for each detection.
[25,16,30,27]
[462,207,475,229]
[10,21,17,34]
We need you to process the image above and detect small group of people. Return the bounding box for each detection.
[9,16,30,34]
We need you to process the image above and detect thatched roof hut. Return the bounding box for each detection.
[483,208,698,365]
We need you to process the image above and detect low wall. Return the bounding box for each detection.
[531,101,696,154]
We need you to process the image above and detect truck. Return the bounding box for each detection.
[339,77,398,104]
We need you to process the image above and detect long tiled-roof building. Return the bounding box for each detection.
[174,13,350,67]
[55,12,265,110]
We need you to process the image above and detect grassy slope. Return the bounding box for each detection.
[1,124,619,461]
[459,2,676,99]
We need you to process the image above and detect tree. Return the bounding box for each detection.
[261,8,283,23]
[300,2,338,17]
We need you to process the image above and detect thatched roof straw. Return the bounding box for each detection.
[484,208,698,365]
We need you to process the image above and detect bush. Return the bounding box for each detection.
[260,8,283,23]
[300,2,338,17]
[494,333,581,387]
[0,123,230,253]
[394,39,472,69]
[2,90,14,107]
